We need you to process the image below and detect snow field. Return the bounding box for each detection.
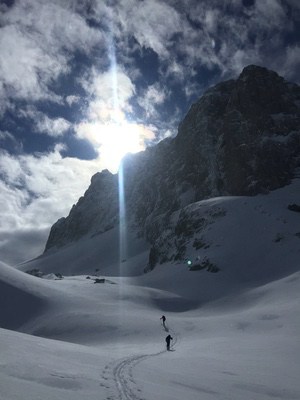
[1,179,300,399]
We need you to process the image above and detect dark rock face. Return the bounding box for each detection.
[45,65,300,252]
[175,65,300,196]
[45,170,118,250]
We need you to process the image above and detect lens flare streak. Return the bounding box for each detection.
[118,160,127,268]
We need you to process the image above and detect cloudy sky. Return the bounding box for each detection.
[0,0,299,265]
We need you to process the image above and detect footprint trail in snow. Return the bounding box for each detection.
[102,326,178,400]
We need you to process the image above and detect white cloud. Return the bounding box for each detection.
[0,24,65,103]
[163,0,296,80]
[144,84,167,105]
[65,95,80,106]
[117,0,182,58]
[204,9,219,33]
[35,116,71,137]
[0,130,16,143]
[165,60,186,80]
[0,147,103,264]
[81,67,136,120]
[5,0,103,54]
[223,46,262,76]
[0,0,103,111]
[254,0,288,30]
[138,83,168,118]
[155,128,174,142]
[18,107,71,137]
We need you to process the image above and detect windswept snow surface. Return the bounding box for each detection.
[1,180,300,400]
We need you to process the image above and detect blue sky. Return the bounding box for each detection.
[0,0,300,265]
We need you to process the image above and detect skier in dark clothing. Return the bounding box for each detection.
[165,334,173,350]
[160,315,166,327]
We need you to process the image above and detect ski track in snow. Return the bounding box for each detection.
[102,326,178,400]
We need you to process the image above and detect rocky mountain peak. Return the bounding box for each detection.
[229,64,295,117]
[239,64,281,80]
[44,65,300,255]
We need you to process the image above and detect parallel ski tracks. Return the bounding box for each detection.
[102,326,178,400]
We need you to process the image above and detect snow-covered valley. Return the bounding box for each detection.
[1,178,300,400]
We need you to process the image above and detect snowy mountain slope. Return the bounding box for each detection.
[134,272,300,400]
[19,227,149,277]
[20,178,300,303]
[142,178,300,301]
[0,180,298,399]
[1,260,169,345]
[0,328,110,400]
[1,267,299,400]
[0,261,59,330]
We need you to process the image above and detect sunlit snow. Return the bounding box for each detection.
[1,179,300,400]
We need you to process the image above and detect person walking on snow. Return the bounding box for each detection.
[160,315,166,327]
[165,334,173,350]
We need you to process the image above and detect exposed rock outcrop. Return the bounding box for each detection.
[45,65,300,255]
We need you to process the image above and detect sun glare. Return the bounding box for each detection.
[76,116,155,173]
[75,41,156,173]
[101,122,142,172]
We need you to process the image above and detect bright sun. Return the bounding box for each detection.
[100,122,143,172]
[77,118,152,173]
[75,65,156,173]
